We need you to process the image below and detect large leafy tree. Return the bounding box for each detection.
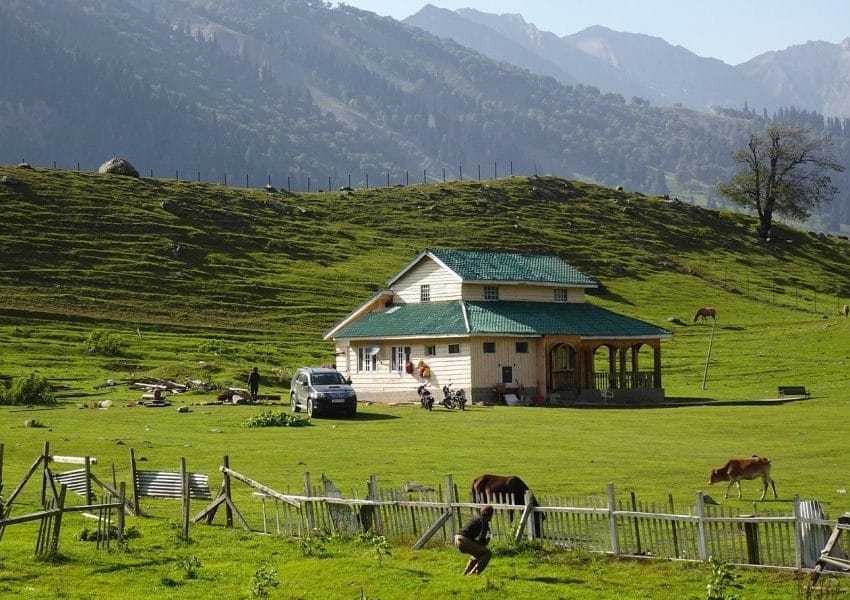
[718,124,844,239]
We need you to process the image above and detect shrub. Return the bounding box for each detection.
[249,564,279,597]
[1,373,56,406]
[82,329,128,357]
[242,410,310,428]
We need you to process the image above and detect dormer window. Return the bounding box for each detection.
[554,288,568,302]
[420,284,430,302]
[484,285,499,301]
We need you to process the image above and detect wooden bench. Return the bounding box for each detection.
[778,385,810,398]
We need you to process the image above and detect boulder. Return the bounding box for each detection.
[98,157,139,177]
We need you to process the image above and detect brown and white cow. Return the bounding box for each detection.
[709,456,777,501]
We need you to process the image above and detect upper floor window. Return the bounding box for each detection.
[554,288,568,302]
[420,284,431,302]
[484,285,499,300]
[448,343,460,354]
[424,345,436,357]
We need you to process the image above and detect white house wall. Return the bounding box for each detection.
[462,283,585,303]
[469,336,541,403]
[392,258,462,302]
[336,339,472,403]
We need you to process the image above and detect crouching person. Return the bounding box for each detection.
[454,505,493,575]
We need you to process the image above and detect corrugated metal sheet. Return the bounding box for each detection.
[136,471,212,500]
[53,468,95,502]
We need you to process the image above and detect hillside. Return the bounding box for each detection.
[4,164,850,401]
[12,0,850,231]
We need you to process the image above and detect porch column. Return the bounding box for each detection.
[653,341,662,388]
[618,345,627,389]
[535,339,547,397]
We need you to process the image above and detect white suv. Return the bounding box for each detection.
[290,367,357,418]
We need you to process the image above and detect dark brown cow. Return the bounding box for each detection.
[709,456,777,500]
[471,474,544,535]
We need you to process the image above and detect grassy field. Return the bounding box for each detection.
[3,166,850,597]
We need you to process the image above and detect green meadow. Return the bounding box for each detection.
[2,166,850,598]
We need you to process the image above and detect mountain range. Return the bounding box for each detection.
[405,5,850,119]
[3,0,850,231]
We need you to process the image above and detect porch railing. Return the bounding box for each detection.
[592,371,656,390]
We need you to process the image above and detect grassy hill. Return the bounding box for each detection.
[3,164,850,400]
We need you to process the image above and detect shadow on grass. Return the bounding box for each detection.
[524,575,585,585]
[319,411,401,421]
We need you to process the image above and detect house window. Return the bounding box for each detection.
[391,346,411,372]
[483,342,496,353]
[515,342,528,353]
[420,284,430,302]
[424,345,436,357]
[484,285,499,300]
[358,346,378,372]
[448,343,460,354]
[554,288,568,302]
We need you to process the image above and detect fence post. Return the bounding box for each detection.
[117,482,125,546]
[793,494,803,571]
[630,491,642,554]
[668,493,680,558]
[368,474,382,534]
[743,517,760,565]
[607,483,619,556]
[129,448,141,516]
[40,441,50,505]
[223,455,233,527]
[445,473,457,538]
[303,472,314,531]
[180,457,189,541]
[696,491,708,561]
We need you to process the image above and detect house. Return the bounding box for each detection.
[323,249,672,405]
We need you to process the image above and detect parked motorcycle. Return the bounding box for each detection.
[441,381,467,410]
[417,384,434,411]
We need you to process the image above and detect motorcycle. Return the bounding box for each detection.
[416,384,434,411]
[441,381,467,410]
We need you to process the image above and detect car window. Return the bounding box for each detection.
[312,372,345,385]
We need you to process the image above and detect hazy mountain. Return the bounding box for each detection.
[406,6,850,119]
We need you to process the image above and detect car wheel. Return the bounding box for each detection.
[291,394,300,413]
[307,399,316,418]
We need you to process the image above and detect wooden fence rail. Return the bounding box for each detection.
[193,465,848,572]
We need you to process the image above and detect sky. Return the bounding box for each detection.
[346,1,850,66]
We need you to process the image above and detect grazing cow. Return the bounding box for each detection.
[842,304,849,318]
[709,456,777,501]
[471,474,544,536]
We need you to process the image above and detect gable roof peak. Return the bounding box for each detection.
[424,248,598,286]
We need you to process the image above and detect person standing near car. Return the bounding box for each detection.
[248,366,260,402]
[454,505,493,575]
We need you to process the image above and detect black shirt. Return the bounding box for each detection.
[460,515,490,544]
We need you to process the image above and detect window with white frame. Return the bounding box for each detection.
[391,346,411,372]
[420,284,430,302]
[424,345,436,357]
[484,285,499,300]
[554,288,568,302]
[358,346,378,372]
[448,343,460,354]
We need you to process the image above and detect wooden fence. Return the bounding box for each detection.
[194,464,849,571]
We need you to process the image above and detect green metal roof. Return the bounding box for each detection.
[426,249,598,286]
[465,301,671,337]
[332,300,671,339]
[333,300,468,338]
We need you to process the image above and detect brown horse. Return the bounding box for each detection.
[693,307,717,323]
[471,474,544,536]
[842,304,849,318]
